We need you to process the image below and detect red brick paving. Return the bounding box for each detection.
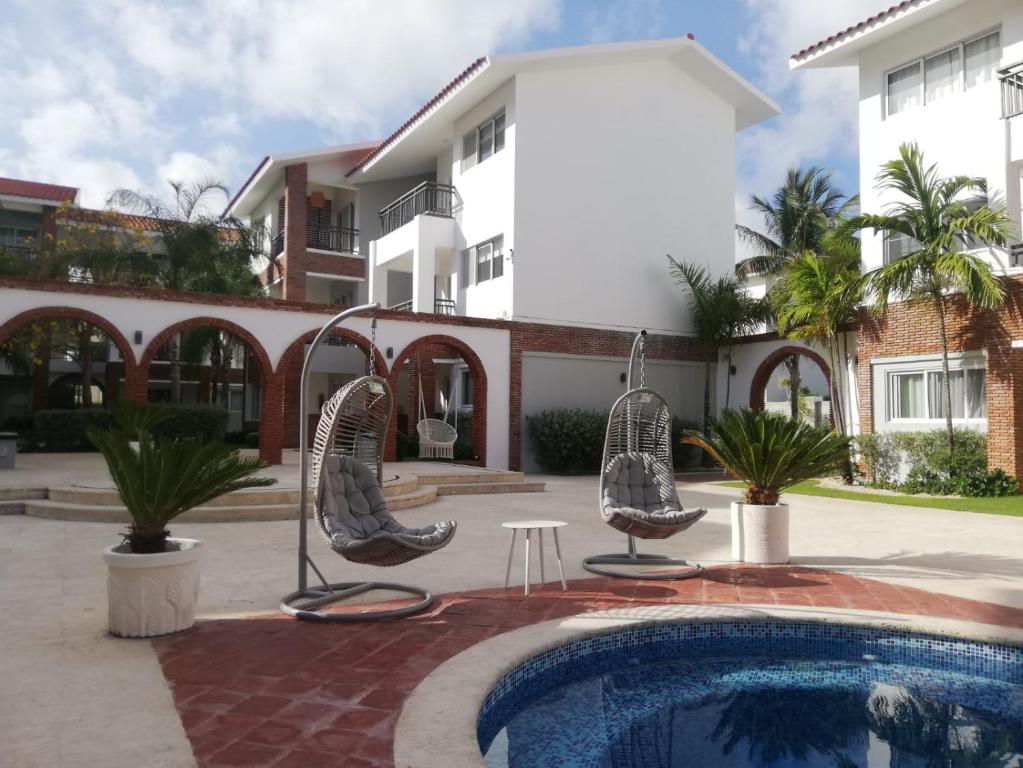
[153,566,1023,767]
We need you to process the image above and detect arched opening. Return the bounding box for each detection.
[750,345,832,426]
[141,318,273,457]
[277,327,385,450]
[388,335,487,465]
[0,307,138,441]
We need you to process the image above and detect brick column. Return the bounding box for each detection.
[508,331,523,471]
[985,344,1023,480]
[32,358,49,411]
[260,372,284,465]
[39,206,58,248]
[122,362,147,404]
[384,368,400,462]
[283,163,308,303]
[281,353,302,449]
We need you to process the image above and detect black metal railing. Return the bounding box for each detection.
[378,182,455,236]
[434,298,456,316]
[999,61,1023,119]
[306,225,359,254]
[389,300,413,312]
[270,231,284,258]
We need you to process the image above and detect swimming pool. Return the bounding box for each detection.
[477,621,1023,768]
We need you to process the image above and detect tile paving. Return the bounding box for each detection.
[153,565,1023,768]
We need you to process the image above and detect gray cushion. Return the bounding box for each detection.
[319,455,452,548]
[603,452,678,513]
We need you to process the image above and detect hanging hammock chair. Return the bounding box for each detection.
[416,359,459,460]
[280,305,456,622]
[582,330,706,580]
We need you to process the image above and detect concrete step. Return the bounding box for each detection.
[0,486,46,502]
[1,501,25,515]
[23,499,307,524]
[435,481,546,496]
[383,475,420,497]
[412,470,525,485]
[47,486,304,508]
[386,485,438,511]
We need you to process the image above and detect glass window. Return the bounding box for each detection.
[229,390,244,412]
[893,372,925,419]
[964,31,1000,88]
[925,47,960,102]
[478,121,494,162]
[494,112,506,153]
[928,370,965,419]
[887,62,922,115]
[476,242,492,283]
[884,232,917,263]
[491,235,504,279]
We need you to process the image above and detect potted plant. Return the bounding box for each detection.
[89,422,275,637]
[683,409,850,564]
[109,401,172,451]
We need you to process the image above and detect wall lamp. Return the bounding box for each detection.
[386,346,394,359]
[133,331,143,344]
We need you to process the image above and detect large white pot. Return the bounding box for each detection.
[730,502,790,564]
[103,538,201,638]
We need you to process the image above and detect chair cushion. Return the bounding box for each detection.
[602,452,678,513]
[320,455,397,540]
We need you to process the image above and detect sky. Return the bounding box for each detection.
[0,0,889,237]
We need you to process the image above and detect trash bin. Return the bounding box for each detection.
[0,432,16,470]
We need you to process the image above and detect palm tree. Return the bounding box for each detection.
[769,234,866,480]
[737,168,857,419]
[108,179,261,403]
[849,142,1014,458]
[666,257,767,433]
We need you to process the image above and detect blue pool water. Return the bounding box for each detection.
[478,621,1023,768]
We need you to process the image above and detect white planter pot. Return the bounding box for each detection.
[730,502,790,564]
[103,538,201,638]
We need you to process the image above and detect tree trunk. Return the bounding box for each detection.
[724,347,733,408]
[784,355,801,421]
[168,335,182,404]
[78,325,94,408]
[827,337,854,484]
[936,297,955,459]
[702,358,712,435]
[219,335,232,408]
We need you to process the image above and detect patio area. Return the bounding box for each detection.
[3,471,1023,767]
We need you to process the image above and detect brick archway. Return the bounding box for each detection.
[749,345,832,414]
[140,317,277,463]
[0,306,141,409]
[276,327,386,451]
[388,334,488,465]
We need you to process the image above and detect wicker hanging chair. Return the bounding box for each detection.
[280,305,456,622]
[582,331,706,580]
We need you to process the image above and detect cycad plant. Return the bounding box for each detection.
[89,427,274,553]
[849,142,1014,457]
[683,409,851,505]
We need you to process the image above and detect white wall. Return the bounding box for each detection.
[857,0,1023,272]
[512,57,737,334]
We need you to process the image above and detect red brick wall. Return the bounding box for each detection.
[506,323,703,470]
[283,164,308,302]
[856,280,1023,478]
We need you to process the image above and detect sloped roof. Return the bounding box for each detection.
[0,176,79,204]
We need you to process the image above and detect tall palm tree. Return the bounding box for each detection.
[737,168,857,419]
[667,257,767,434]
[108,179,261,403]
[770,235,866,481]
[849,142,1014,457]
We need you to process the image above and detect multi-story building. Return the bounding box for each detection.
[787,0,1023,476]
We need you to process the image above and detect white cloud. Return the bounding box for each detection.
[735,0,888,259]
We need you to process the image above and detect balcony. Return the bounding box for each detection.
[270,231,284,258]
[307,225,358,254]
[388,298,457,315]
[999,61,1023,119]
[379,182,455,236]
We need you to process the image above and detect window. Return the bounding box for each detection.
[0,226,39,250]
[885,30,1001,116]
[461,109,506,171]
[883,232,917,264]
[888,366,986,420]
[887,62,922,115]
[460,370,473,407]
[471,235,504,284]
[964,31,1000,88]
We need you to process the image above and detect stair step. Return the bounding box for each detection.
[435,481,546,496]
[383,476,419,497]
[386,486,438,511]
[47,486,304,508]
[412,471,525,485]
[23,499,308,524]
[0,486,46,502]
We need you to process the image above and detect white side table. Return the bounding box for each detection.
[502,520,567,596]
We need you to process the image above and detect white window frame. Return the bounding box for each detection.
[876,353,987,429]
[461,109,506,172]
[469,234,504,285]
[883,28,1001,118]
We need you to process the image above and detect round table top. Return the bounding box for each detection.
[502,520,566,529]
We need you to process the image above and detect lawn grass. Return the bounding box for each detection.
[717,479,1023,518]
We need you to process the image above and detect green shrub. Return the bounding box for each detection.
[527,409,606,474]
[151,404,229,443]
[33,408,113,452]
[396,431,419,461]
[454,413,474,461]
[856,429,1014,498]
[245,431,260,449]
[672,417,703,470]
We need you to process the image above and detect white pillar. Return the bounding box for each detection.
[412,233,435,314]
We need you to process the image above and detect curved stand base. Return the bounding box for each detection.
[582,553,703,581]
[280,581,434,622]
